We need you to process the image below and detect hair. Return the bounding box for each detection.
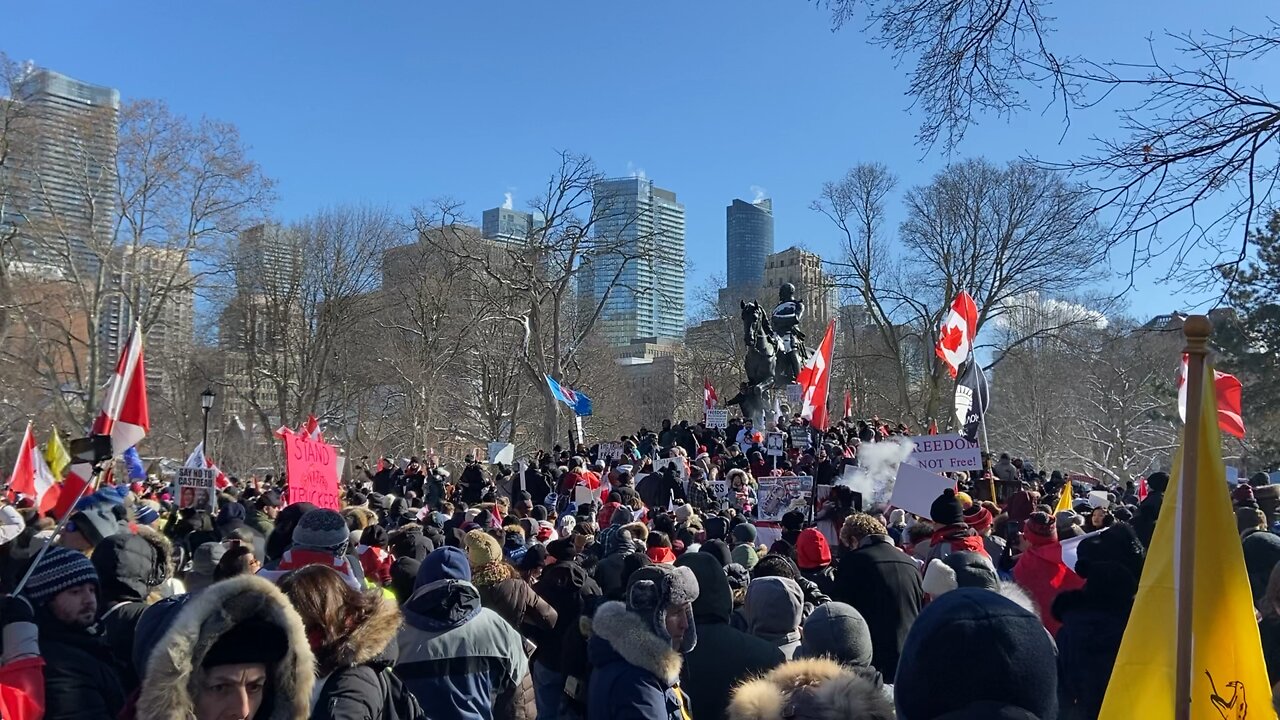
[1238,507,1268,534]
[279,564,388,675]
[840,513,888,547]
[439,501,454,515]
[647,531,671,549]
[1263,564,1280,621]
[214,545,257,581]
[905,523,935,545]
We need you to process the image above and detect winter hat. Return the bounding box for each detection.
[731,543,759,570]
[922,552,1000,598]
[704,516,729,541]
[134,505,161,526]
[23,545,99,605]
[700,539,732,568]
[1023,511,1057,546]
[1233,484,1257,506]
[673,504,696,525]
[292,509,351,554]
[795,528,832,570]
[216,502,246,528]
[360,525,389,549]
[724,563,750,591]
[796,602,873,668]
[962,505,993,534]
[415,546,472,590]
[929,488,965,526]
[625,564,700,653]
[895,588,1057,719]
[1146,471,1170,493]
[1250,471,1272,487]
[518,544,549,573]
[463,530,504,568]
[531,505,548,522]
[185,541,227,592]
[954,491,973,509]
[69,504,120,547]
[888,508,907,526]
[1055,510,1083,533]
[780,510,805,533]
[731,522,758,546]
[202,617,290,670]
[389,557,421,603]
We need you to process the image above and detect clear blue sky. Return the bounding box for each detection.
[6,0,1270,323]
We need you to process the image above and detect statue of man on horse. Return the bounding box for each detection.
[738,284,810,422]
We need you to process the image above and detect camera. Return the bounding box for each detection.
[68,435,113,465]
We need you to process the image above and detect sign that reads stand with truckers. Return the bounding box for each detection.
[904,433,982,471]
[283,430,341,510]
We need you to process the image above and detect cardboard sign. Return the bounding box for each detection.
[788,426,811,449]
[757,475,814,521]
[709,479,728,498]
[598,442,625,463]
[705,408,729,429]
[488,442,515,466]
[176,467,217,511]
[785,383,803,407]
[284,433,341,510]
[889,463,955,519]
[903,433,982,472]
[574,485,597,507]
[765,432,786,457]
[653,457,688,485]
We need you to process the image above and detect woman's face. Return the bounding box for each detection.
[196,663,267,720]
[1092,508,1108,526]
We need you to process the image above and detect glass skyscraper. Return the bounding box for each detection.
[726,198,774,292]
[583,178,686,345]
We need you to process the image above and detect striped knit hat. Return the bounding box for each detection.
[22,546,99,605]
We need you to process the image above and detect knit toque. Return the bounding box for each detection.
[22,546,98,605]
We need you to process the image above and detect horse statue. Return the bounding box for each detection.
[740,300,778,392]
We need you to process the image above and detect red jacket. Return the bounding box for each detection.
[928,525,990,559]
[358,546,393,586]
[0,657,44,720]
[1013,541,1084,636]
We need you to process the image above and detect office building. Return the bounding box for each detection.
[6,67,120,275]
[585,178,686,345]
[761,246,838,334]
[100,246,194,382]
[481,206,534,243]
[234,223,300,297]
[726,198,773,292]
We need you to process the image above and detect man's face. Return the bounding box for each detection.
[665,603,691,650]
[50,582,97,628]
[195,663,268,720]
[264,505,280,519]
[59,528,94,553]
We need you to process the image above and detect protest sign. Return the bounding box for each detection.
[705,408,729,429]
[488,442,515,466]
[283,432,341,510]
[903,433,982,472]
[598,442,625,463]
[1226,466,1240,484]
[889,463,955,519]
[785,383,803,407]
[176,467,216,511]
[757,475,814,521]
[574,485,596,507]
[653,457,688,485]
[765,432,786,457]
[709,479,728,499]
[788,425,811,449]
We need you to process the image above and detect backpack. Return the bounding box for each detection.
[317,666,425,720]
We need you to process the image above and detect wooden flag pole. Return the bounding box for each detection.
[1174,315,1212,720]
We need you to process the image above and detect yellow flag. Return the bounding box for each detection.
[44,426,71,479]
[1098,361,1276,719]
[1054,478,1073,514]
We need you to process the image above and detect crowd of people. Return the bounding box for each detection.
[0,412,1275,720]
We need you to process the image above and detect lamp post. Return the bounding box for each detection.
[200,388,215,450]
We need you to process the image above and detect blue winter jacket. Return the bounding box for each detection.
[586,601,691,720]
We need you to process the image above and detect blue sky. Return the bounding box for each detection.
[5,0,1270,324]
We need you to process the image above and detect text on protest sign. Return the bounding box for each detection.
[598,442,625,463]
[788,425,811,449]
[757,475,814,521]
[765,432,786,457]
[284,433,341,510]
[176,467,217,511]
[705,409,729,429]
[653,457,688,485]
[904,433,982,471]
[785,383,803,407]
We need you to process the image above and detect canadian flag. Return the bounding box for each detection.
[8,423,60,514]
[704,380,717,411]
[1177,354,1246,440]
[53,325,150,518]
[936,291,979,378]
[843,389,852,419]
[302,415,322,441]
[796,320,836,430]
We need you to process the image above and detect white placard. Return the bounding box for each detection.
[488,442,515,466]
[176,466,217,510]
[653,457,688,484]
[785,383,803,407]
[705,409,729,429]
[765,432,786,457]
[598,442,625,463]
[573,485,596,507]
[709,480,728,498]
[888,463,955,519]
[903,433,982,472]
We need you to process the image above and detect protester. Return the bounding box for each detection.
[796,527,838,600]
[1012,511,1084,635]
[743,575,805,660]
[89,531,172,692]
[463,529,557,637]
[132,574,313,720]
[587,564,698,720]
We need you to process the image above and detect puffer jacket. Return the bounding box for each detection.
[37,614,126,720]
[312,594,404,720]
[533,561,601,673]
[587,602,693,720]
[474,572,557,638]
[91,530,172,694]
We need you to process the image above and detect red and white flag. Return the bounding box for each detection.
[8,423,60,514]
[796,320,836,430]
[301,415,322,441]
[843,389,852,419]
[54,325,150,517]
[703,379,717,411]
[1177,354,1246,439]
[185,442,229,489]
[936,291,979,378]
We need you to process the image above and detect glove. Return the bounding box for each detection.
[0,595,33,626]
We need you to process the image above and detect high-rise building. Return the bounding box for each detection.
[234,223,300,297]
[481,207,534,244]
[100,246,194,382]
[761,246,838,335]
[585,178,686,345]
[6,67,120,275]
[726,198,773,292]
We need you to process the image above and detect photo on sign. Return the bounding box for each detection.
[765,432,786,457]
[176,467,217,511]
[757,476,814,521]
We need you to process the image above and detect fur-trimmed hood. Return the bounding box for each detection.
[136,575,314,720]
[335,593,403,669]
[589,600,682,685]
[998,582,1040,619]
[729,657,895,720]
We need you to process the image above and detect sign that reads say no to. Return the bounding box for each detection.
[283,431,341,510]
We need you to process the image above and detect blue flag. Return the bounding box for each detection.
[545,375,593,417]
[122,446,147,481]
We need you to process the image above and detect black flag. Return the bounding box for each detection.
[954,359,990,444]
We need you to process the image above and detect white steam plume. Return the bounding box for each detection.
[502,192,514,210]
[750,185,768,203]
[837,437,914,508]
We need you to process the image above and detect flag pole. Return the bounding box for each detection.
[1174,315,1211,720]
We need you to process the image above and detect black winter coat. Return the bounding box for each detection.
[832,535,923,683]
[312,586,404,720]
[1261,615,1280,686]
[38,616,127,720]
[533,561,601,673]
[1053,588,1130,720]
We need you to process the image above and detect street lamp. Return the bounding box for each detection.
[200,388,216,450]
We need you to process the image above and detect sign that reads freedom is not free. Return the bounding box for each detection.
[904,433,982,471]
